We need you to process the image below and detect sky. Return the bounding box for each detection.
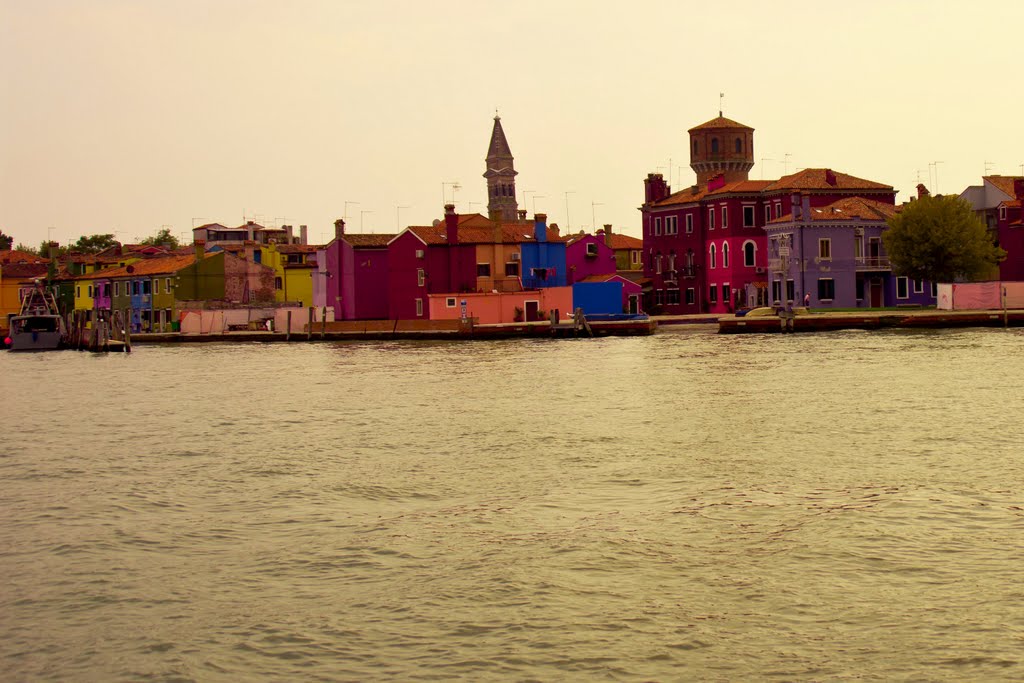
[2,0,1024,247]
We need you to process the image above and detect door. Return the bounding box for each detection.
[628,295,639,315]
[524,300,540,322]
[869,278,883,307]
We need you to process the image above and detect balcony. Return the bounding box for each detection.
[855,256,890,271]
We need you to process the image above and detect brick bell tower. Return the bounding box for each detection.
[688,113,755,186]
[483,115,519,222]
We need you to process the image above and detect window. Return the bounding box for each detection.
[166,278,172,294]
[709,244,716,269]
[786,279,795,302]
[476,263,491,277]
[417,268,425,287]
[587,242,599,256]
[897,276,909,299]
[685,288,695,305]
[416,249,425,259]
[711,138,719,154]
[721,206,728,228]
[665,216,678,235]
[735,138,742,153]
[765,205,772,224]
[685,214,693,233]
[87,285,93,297]
[774,202,782,219]
[818,238,832,260]
[666,289,681,305]
[446,297,456,308]
[667,252,676,272]
[505,262,519,277]
[999,206,1007,220]
[76,286,81,298]
[709,284,718,303]
[693,140,698,153]
[772,280,782,304]
[132,281,140,296]
[818,278,835,301]
[722,242,730,268]
[415,298,423,316]
[631,251,640,265]
[708,208,715,230]
[743,241,756,267]
[913,279,924,294]
[531,267,549,280]
[654,217,662,236]
[655,254,662,274]
[114,282,120,297]
[655,290,664,306]
[856,276,865,301]
[722,284,730,305]
[275,277,283,290]
[142,280,151,295]
[743,206,755,227]
[931,282,938,297]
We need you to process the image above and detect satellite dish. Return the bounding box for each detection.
[432,219,441,227]
[126,265,135,273]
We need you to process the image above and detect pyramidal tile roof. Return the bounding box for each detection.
[688,115,754,132]
[487,115,513,160]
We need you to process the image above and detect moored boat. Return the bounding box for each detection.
[4,282,66,352]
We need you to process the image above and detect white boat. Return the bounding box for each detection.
[5,282,66,352]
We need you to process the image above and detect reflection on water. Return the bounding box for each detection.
[1,328,1023,681]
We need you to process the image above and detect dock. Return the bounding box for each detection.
[718,308,1024,334]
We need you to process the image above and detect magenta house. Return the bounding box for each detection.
[387,205,477,320]
[566,232,617,283]
[997,180,1024,281]
[316,219,395,320]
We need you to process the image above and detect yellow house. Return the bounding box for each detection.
[73,276,96,312]
[262,243,318,307]
[0,263,49,324]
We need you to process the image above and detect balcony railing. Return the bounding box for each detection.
[855,256,890,270]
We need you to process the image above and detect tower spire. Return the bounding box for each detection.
[483,115,519,222]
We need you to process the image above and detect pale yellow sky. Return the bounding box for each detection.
[2,0,1023,246]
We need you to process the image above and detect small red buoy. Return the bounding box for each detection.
[3,337,11,346]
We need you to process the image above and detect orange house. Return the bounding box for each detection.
[428,286,573,324]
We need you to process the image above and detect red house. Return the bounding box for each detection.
[997,179,1024,281]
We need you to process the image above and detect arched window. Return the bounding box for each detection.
[735,138,742,153]
[709,244,717,269]
[686,249,694,269]
[668,250,676,271]
[711,138,719,154]
[723,242,730,268]
[744,241,756,267]
[693,139,698,153]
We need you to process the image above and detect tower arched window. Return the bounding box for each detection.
[735,138,742,153]
[744,241,756,267]
[723,242,730,268]
[711,138,719,154]
[693,140,698,153]
[710,244,717,269]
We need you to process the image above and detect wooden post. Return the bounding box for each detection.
[123,309,132,350]
[286,311,292,341]
[308,306,313,340]
[321,307,327,339]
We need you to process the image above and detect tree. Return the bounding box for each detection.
[883,195,1005,282]
[69,233,118,254]
[0,230,12,250]
[14,242,39,255]
[39,240,67,259]
[140,227,180,250]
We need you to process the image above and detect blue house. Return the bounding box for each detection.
[520,214,568,289]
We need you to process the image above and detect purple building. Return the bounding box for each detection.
[566,232,617,284]
[765,194,936,308]
[316,219,395,320]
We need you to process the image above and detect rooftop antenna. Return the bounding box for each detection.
[984,161,994,175]
[760,157,773,180]
[783,153,792,175]
[344,201,359,220]
[564,191,575,230]
[591,201,604,232]
[930,161,943,194]
[396,205,410,230]
[719,92,724,117]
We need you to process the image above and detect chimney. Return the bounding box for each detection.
[917,183,931,199]
[284,225,294,244]
[334,218,346,240]
[825,169,837,186]
[708,173,727,192]
[802,195,811,224]
[246,221,255,241]
[243,240,255,262]
[299,224,308,245]
[195,239,206,261]
[603,224,613,248]
[534,213,548,243]
[517,209,528,222]
[549,223,560,239]
[1014,179,1024,200]
[445,204,458,245]
[645,173,669,204]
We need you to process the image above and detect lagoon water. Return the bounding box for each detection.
[1,328,1023,681]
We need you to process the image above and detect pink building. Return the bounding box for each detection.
[566,232,617,283]
[996,179,1024,281]
[642,114,896,314]
[316,219,395,320]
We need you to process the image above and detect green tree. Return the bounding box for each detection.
[140,227,180,250]
[14,242,39,255]
[39,240,67,259]
[69,233,118,254]
[883,195,1005,282]
[0,230,13,250]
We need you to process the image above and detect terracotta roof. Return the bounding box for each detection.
[82,254,197,280]
[709,180,774,194]
[984,176,1024,197]
[275,244,321,254]
[999,199,1021,209]
[769,197,898,224]
[608,234,643,249]
[762,168,892,193]
[651,185,708,207]
[688,115,753,132]
[0,263,49,280]
[405,223,564,245]
[0,249,48,265]
[343,234,396,248]
[580,274,620,283]
[194,222,231,231]
[651,179,771,207]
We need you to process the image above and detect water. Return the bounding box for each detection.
[2,328,1023,681]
